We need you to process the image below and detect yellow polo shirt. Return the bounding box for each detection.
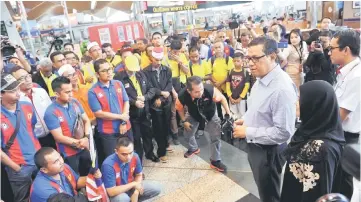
[206,57,234,92]
[81,62,98,89]
[163,53,190,84]
[189,60,212,79]
[106,55,122,68]
[40,71,57,97]
[140,52,151,69]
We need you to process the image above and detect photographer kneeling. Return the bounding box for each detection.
[304,31,336,85]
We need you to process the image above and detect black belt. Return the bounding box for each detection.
[344,131,360,139]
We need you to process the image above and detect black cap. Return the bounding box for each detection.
[1,74,21,91]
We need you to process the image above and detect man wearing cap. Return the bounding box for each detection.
[114,46,133,73]
[143,47,173,163]
[82,42,100,88]
[10,66,56,149]
[102,43,122,68]
[88,59,132,160]
[1,74,41,202]
[114,55,160,163]
[44,76,92,175]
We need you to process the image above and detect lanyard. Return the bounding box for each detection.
[334,61,359,90]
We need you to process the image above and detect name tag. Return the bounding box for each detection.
[124,83,130,88]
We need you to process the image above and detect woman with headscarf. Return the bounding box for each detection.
[281,80,345,202]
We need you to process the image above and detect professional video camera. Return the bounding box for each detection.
[46,31,66,57]
[229,13,241,29]
[1,35,16,59]
[221,114,235,145]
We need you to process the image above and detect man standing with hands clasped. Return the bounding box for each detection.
[233,36,298,202]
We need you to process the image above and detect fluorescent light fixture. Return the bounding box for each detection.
[91,0,97,10]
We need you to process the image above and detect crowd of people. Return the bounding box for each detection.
[1,16,360,202]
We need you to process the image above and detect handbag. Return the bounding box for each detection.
[72,101,85,139]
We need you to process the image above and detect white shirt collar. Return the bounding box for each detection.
[340,57,360,78]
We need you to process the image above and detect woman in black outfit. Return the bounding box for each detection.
[281,80,345,202]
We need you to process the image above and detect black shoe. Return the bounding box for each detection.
[210,160,227,172]
[146,154,160,163]
[184,148,200,158]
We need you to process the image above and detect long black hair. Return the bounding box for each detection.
[288,29,304,63]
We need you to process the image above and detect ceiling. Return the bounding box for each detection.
[5,1,133,20]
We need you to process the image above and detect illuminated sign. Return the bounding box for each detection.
[151,4,198,13]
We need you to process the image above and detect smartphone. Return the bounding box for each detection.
[277,42,288,49]
[314,39,322,48]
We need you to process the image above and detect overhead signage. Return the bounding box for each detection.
[150,4,198,13]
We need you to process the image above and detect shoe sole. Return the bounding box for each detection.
[184,149,200,158]
[210,164,225,172]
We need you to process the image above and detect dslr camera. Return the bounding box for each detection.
[1,36,16,59]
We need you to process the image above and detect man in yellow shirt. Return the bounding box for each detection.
[102,43,122,68]
[32,58,57,98]
[206,39,234,120]
[81,42,100,88]
[188,47,212,80]
[141,44,154,69]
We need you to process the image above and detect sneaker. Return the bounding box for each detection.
[184,148,200,158]
[172,133,180,145]
[210,160,227,172]
[160,156,168,163]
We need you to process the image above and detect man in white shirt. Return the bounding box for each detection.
[329,29,360,200]
[10,66,56,149]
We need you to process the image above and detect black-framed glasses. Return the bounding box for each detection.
[245,55,266,63]
[327,46,340,52]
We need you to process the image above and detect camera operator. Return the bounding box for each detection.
[304,31,336,85]
[1,40,32,73]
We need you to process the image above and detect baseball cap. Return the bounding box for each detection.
[152,47,164,60]
[125,55,140,72]
[1,74,22,91]
[58,64,75,76]
[87,42,100,51]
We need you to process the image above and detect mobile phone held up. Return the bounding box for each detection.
[315,39,322,48]
[277,42,288,49]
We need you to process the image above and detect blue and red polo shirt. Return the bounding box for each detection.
[30,164,79,202]
[44,99,85,158]
[114,63,125,73]
[88,80,130,135]
[1,101,41,166]
[101,153,142,188]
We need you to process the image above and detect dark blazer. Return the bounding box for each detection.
[32,71,49,94]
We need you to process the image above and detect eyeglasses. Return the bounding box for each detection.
[99,68,112,73]
[17,74,32,82]
[327,46,340,52]
[245,55,266,63]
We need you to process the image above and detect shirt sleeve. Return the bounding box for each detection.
[245,89,297,144]
[31,106,37,127]
[175,98,184,112]
[227,58,234,71]
[101,164,117,189]
[30,183,58,202]
[203,60,212,75]
[44,107,61,130]
[119,81,129,102]
[88,90,102,112]
[337,77,360,112]
[67,164,79,182]
[134,154,143,175]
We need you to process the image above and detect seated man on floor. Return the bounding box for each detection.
[30,147,102,202]
[102,137,161,202]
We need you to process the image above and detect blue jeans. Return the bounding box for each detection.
[6,164,37,202]
[110,181,161,202]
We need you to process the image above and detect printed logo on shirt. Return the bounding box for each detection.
[231,75,243,89]
[1,123,8,130]
[97,93,103,98]
[28,113,32,120]
[67,174,72,182]
[124,83,130,88]
[59,116,64,122]
[117,88,122,93]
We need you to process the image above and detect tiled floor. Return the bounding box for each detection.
[143,132,360,202]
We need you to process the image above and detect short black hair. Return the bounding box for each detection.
[233,52,245,59]
[249,36,278,55]
[115,137,133,149]
[101,43,112,49]
[189,46,199,53]
[51,76,71,93]
[63,43,74,49]
[136,38,148,44]
[93,59,108,73]
[47,193,75,202]
[186,76,203,91]
[321,17,332,22]
[34,147,56,169]
[9,65,25,75]
[319,30,333,38]
[152,32,162,39]
[50,51,64,63]
[170,39,182,50]
[63,51,79,61]
[333,29,360,57]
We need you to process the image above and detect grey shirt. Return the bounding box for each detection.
[243,64,298,145]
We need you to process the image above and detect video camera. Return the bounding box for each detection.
[221,114,235,145]
[229,14,242,29]
[46,31,66,57]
